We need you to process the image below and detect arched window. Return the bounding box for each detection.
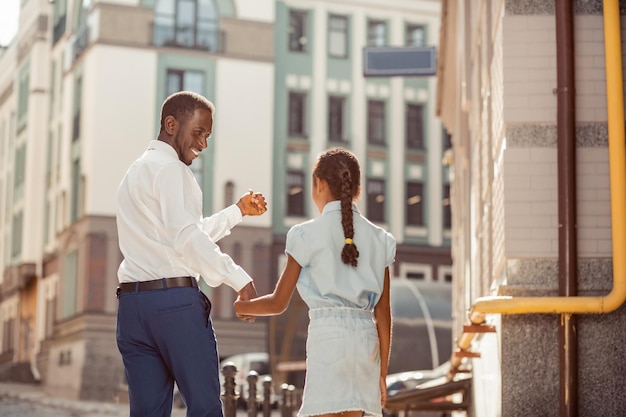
[224,181,235,207]
[154,0,219,51]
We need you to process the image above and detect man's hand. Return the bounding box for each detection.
[236,282,258,323]
[236,190,268,216]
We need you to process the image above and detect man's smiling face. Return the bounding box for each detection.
[171,107,213,166]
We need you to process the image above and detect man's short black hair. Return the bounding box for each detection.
[159,91,215,132]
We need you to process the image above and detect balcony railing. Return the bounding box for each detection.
[153,23,224,53]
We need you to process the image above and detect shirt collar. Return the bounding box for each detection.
[147,140,179,161]
[322,200,360,215]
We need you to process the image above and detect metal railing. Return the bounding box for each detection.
[221,363,302,417]
[152,23,224,53]
[383,378,471,417]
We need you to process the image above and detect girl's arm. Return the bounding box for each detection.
[374,267,392,406]
[234,254,302,316]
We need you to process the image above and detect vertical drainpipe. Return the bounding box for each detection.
[555,1,578,416]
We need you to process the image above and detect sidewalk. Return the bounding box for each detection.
[0,381,186,417]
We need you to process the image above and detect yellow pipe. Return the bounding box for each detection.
[468,0,626,318]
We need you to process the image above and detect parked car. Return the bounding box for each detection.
[386,361,451,396]
[385,362,453,417]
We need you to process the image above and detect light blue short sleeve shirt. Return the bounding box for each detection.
[286,201,396,310]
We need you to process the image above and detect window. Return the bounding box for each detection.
[443,184,451,229]
[406,104,424,149]
[288,92,307,137]
[53,0,67,44]
[62,250,78,319]
[49,62,56,120]
[224,181,234,207]
[406,182,424,226]
[367,20,386,46]
[70,159,81,222]
[406,24,425,46]
[328,96,346,142]
[166,69,205,95]
[407,272,425,280]
[17,66,30,130]
[289,10,307,52]
[367,179,385,223]
[45,295,57,338]
[72,76,82,142]
[154,0,219,52]
[443,128,452,150]
[73,0,91,60]
[328,15,348,58]
[367,100,385,145]
[13,144,26,201]
[2,318,15,353]
[11,211,23,258]
[287,171,305,216]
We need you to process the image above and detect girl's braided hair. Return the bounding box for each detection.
[313,148,361,266]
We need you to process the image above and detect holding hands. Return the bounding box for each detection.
[237,190,268,216]
[236,282,258,323]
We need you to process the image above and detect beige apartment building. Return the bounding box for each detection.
[438,0,626,416]
[0,0,275,401]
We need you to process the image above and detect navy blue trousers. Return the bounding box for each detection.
[116,285,223,417]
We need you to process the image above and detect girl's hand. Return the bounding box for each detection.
[380,375,387,406]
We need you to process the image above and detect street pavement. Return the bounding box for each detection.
[0,382,281,417]
[0,381,186,417]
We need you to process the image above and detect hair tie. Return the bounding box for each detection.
[344,238,353,245]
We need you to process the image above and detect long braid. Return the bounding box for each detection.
[340,168,359,266]
[313,148,361,268]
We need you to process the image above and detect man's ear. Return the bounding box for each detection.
[164,115,178,135]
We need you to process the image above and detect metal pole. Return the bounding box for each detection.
[555,1,578,416]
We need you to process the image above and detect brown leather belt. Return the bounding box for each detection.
[117,276,197,297]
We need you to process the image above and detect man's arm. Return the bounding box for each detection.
[201,191,268,241]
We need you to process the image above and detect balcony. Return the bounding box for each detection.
[153,23,224,53]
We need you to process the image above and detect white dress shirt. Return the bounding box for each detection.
[116,140,252,291]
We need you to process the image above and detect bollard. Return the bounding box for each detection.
[247,371,259,417]
[287,385,296,416]
[222,362,237,417]
[262,376,272,417]
[280,383,290,417]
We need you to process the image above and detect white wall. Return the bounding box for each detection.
[213,58,274,227]
[82,45,157,215]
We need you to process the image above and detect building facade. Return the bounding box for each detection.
[0,0,451,401]
[267,0,451,386]
[437,0,626,415]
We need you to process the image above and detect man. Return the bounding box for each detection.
[115,91,267,417]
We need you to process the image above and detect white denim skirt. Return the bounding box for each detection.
[298,307,382,417]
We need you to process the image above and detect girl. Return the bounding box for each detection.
[235,148,396,417]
